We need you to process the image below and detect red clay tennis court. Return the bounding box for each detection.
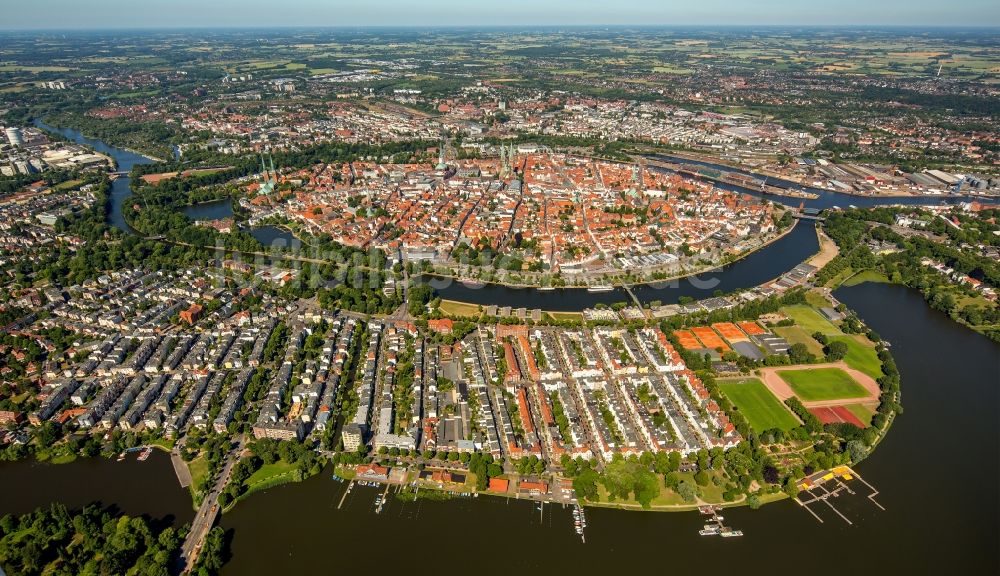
[738,321,767,336]
[673,330,702,350]
[808,406,865,428]
[691,326,729,351]
[712,322,748,342]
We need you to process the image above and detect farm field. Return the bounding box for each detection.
[719,378,800,432]
[778,367,870,402]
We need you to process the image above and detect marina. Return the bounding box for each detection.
[698,506,743,538]
[794,466,884,525]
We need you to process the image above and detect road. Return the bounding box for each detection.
[177,435,246,573]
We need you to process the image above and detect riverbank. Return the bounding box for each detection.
[424,218,800,292]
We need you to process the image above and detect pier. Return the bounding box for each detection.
[794,465,883,525]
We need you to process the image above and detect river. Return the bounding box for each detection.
[213,283,998,574]
[32,119,299,247]
[0,283,994,574]
[4,123,999,572]
[33,119,156,234]
[0,451,194,529]
[428,220,820,311]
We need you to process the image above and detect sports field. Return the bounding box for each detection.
[773,325,825,356]
[809,405,866,428]
[778,367,870,402]
[712,322,748,342]
[691,326,729,351]
[673,330,702,350]
[737,321,766,336]
[782,305,841,336]
[719,378,800,432]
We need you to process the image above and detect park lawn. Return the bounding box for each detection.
[591,471,728,507]
[841,269,889,287]
[245,460,300,491]
[546,311,584,322]
[48,452,78,464]
[804,290,832,309]
[438,299,481,317]
[53,179,84,191]
[845,403,875,426]
[188,456,209,491]
[782,305,842,336]
[719,379,800,432]
[773,325,825,356]
[828,335,883,378]
[778,368,869,402]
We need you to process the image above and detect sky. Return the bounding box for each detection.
[2,0,999,29]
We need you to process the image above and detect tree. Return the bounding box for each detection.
[677,480,698,503]
[573,468,601,502]
[783,478,800,499]
[762,465,780,484]
[824,340,849,362]
[788,343,814,364]
[846,440,868,463]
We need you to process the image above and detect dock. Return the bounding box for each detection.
[337,480,355,510]
[795,465,884,525]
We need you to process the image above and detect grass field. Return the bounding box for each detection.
[719,378,800,432]
[828,335,884,378]
[546,311,584,322]
[438,299,482,317]
[773,325,825,356]
[841,269,890,287]
[245,460,300,491]
[782,305,841,336]
[188,455,209,495]
[778,368,869,402]
[845,403,875,426]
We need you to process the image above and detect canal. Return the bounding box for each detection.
[31,120,992,310]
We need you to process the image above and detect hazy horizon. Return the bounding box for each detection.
[3,0,999,30]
